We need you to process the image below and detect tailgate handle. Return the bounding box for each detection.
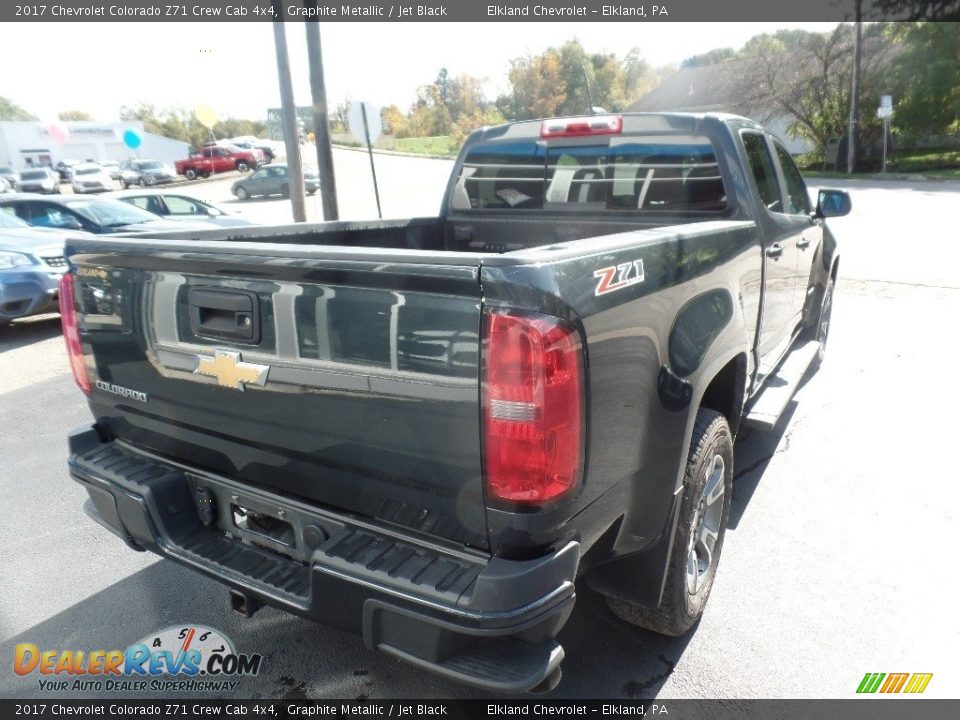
[189,288,261,344]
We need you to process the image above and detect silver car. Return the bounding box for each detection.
[108,189,257,228]
[71,163,114,194]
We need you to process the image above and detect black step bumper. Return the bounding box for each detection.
[68,426,578,693]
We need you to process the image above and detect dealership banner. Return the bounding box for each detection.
[4,0,957,23]
[2,699,960,718]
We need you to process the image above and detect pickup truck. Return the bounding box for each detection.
[174,144,261,181]
[60,113,850,693]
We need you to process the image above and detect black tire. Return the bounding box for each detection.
[120,180,128,190]
[235,186,249,201]
[607,408,733,636]
[809,277,834,372]
[138,177,147,187]
[184,168,198,181]
[236,160,250,173]
[280,183,289,198]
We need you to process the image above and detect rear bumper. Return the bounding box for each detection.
[68,426,577,692]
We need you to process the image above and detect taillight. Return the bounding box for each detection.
[540,114,622,138]
[58,272,91,394]
[483,311,583,505]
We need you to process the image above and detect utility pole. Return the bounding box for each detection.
[304,6,339,221]
[271,2,306,222]
[847,0,862,174]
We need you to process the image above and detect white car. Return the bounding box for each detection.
[70,163,114,194]
[106,189,258,228]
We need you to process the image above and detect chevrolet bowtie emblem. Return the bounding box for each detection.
[194,349,269,391]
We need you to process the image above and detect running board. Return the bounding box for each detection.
[744,340,820,431]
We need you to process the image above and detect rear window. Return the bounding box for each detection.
[451,134,727,213]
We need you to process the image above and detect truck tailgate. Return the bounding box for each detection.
[68,239,489,550]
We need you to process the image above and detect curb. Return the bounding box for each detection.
[805,172,958,183]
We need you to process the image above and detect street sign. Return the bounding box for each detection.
[348,101,382,145]
[881,94,893,110]
[877,106,893,119]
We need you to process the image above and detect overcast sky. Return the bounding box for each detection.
[4,22,838,122]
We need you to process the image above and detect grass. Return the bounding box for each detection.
[801,146,960,179]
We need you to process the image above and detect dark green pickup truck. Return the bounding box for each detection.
[60,112,850,692]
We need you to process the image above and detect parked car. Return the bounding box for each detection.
[175,145,261,180]
[70,163,114,194]
[0,208,84,326]
[0,166,18,189]
[100,160,121,181]
[0,194,219,235]
[0,177,11,194]
[231,163,319,200]
[54,159,81,182]
[108,189,257,228]
[16,167,61,194]
[118,159,178,189]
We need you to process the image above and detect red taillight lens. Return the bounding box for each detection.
[483,311,583,505]
[58,273,91,394]
[540,114,622,138]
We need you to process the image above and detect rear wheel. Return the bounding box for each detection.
[236,160,250,173]
[280,183,289,198]
[235,186,249,201]
[138,177,147,187]
[184,168,197,181]
[607,408,733,636]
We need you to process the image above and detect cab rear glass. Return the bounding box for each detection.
[451,134,727,213]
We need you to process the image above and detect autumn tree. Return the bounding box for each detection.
[58,110,94,121]
[498,41,658,120]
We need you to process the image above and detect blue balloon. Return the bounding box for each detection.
[122,129,142,149]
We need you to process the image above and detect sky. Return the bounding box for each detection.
[2,22,839,123]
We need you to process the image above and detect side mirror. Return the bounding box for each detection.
[815,189,851,218]
[206,207,222,217]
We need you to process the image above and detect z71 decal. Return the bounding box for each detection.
[594,259,645,296]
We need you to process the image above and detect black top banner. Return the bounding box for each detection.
[4,0,959,23]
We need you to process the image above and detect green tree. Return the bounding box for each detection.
[0,97,37,121]
[681,48,737,68]
[58,110,93,121]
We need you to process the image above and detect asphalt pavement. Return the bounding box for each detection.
[0,160,957,700]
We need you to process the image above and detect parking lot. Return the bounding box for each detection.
[1,154,958,699]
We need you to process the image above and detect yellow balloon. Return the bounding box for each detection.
[194,104,220,129]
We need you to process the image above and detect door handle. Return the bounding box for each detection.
[189,288,261,344]
[765,243,784,259]
[797,237,811,249]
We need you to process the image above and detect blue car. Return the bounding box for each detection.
[0,209,85,326]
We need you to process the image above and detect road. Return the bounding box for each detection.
[1,159,958,701]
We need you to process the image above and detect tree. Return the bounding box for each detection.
[498,41,658,120]
[0,97,37,121]
[732,25,894,155]
[119,103,267,149]
[380,105,408,137]
[681,48,737,68]
[58,110,93,121]
[886,22,960,139]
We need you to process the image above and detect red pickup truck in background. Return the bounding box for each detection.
[174,144,263,180]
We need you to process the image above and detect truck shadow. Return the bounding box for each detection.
[0,314,61,353]
[0,553,692,700]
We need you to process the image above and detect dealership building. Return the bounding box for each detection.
[0,121,190,170]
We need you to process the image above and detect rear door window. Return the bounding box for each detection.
[742,132,783,212]
[774,143,811,215]
[452,134,727,213]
